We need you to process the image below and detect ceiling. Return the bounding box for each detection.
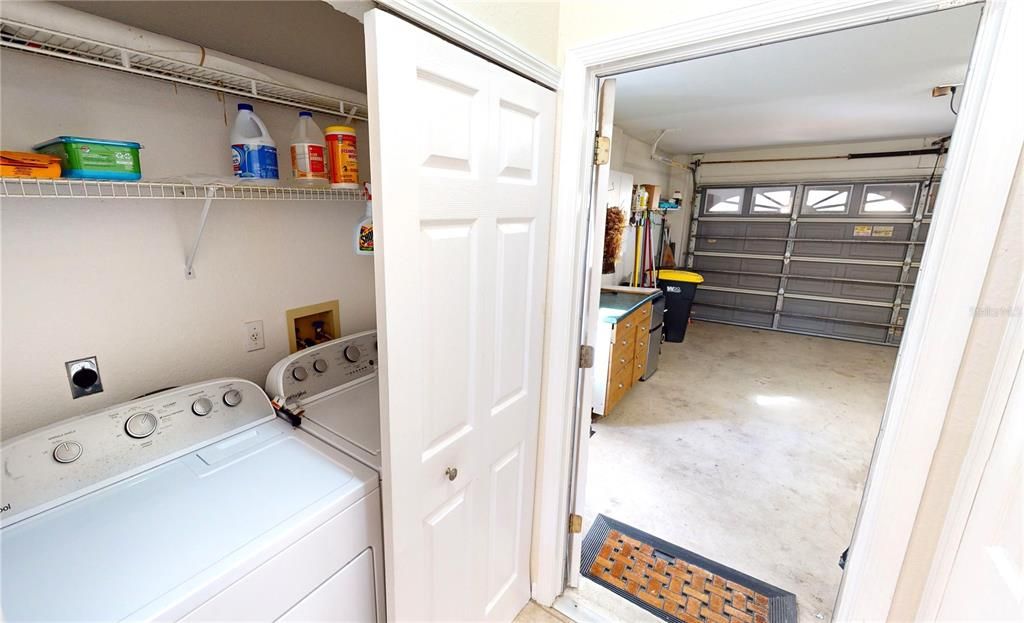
[56,1,368,93]
[612,5,982,155]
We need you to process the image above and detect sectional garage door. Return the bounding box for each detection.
[686,180,935,345]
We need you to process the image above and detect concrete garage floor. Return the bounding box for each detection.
[577,321,897,623]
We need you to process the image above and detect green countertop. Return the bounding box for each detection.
[598,288,661,324]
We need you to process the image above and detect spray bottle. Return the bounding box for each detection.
[354,182,373,256]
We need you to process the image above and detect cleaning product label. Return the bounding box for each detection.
[358,221,374,254]
[290,143,326,180]
[327,131,359,188]
[232,144,279,179]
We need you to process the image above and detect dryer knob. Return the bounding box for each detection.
[53,441,83,464]
[343,345,362,363]
[223,389,243,407]
[192,397,214,416]
[313,359,328,373]
[125,412,158,439]
[292,366,309,382]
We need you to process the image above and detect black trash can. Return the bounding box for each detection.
[658,269,704,342]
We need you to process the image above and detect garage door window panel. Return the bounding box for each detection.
[860,183,919,214]
[802,185,853,214]
[752,186,795,215]
[703,188,745,214]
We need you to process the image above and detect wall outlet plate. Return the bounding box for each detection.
[244,320,265,352]
[66,356,103,399]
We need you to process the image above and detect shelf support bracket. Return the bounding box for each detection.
[185,187,216,279]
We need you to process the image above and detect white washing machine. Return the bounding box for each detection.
[265,330,381,473]
[0,378,384,622]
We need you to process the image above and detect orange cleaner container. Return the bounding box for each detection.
[325,126,359,189]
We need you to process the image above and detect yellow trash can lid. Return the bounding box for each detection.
[658,269,704,283]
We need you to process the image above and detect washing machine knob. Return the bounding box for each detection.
[292,366,308,382]
[192,397,214,416]
[344,345,362,363]
[223,389,243,407]
[53,441,83,464]
[125,412,158,438]
[313,359,329,373]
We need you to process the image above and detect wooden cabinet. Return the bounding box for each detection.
[596,301,652,415]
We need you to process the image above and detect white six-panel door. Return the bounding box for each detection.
[365,10,555,621]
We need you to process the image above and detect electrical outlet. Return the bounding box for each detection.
[244,320,265,352]
[66,356,103,399]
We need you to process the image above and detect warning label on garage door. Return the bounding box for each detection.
[872,225,894,237]
[854,225,873,237]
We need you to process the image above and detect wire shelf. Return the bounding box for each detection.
[0,178,367,201]
[0,18,367,121]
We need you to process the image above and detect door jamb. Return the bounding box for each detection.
[533,1,1024,620]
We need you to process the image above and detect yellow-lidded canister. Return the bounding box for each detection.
[325,125,359,189]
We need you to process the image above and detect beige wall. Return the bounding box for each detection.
[0,50,376,438]
[448,0,560,66]
[556,0,766,65]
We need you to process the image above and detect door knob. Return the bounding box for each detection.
[445,467,459,481]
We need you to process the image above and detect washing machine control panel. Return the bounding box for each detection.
[266,330,378,406]
[0,378,274,528]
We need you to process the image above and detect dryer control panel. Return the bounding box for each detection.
[0,379,274,528]
[265,330,378,406]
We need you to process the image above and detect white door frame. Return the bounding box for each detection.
[373,0,560,89]
[533,1,1024,621]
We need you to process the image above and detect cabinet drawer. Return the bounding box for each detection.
[606,363,633,412]
[633,332,649,382]
[610,347,633,375]
[614,314,641,340]
[633,302,653,329]
[611,334,635,369]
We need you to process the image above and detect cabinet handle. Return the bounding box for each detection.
[618,383,624,389]
[445,467,458,481]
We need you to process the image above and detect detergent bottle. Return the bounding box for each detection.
[230,103,278,184]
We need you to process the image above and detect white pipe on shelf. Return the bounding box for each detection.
[0,1,367,107]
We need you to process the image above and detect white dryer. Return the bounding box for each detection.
[0,378,384,622]
[265,330,381,472]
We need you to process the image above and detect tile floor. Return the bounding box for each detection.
[578,321,896,623]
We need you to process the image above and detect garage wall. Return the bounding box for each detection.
[695,137,947,184]
[0,50,376,438]
[602,127,672,285]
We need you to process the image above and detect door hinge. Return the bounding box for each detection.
[593,136,610,165]
[579,345,595,369]
[569,513,583,534]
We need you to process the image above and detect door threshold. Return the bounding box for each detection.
[552,589,619,623]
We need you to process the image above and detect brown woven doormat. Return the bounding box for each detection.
[582,515,796,623]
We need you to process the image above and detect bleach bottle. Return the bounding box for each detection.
[230,103,278,183]
[290,111,327,186]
